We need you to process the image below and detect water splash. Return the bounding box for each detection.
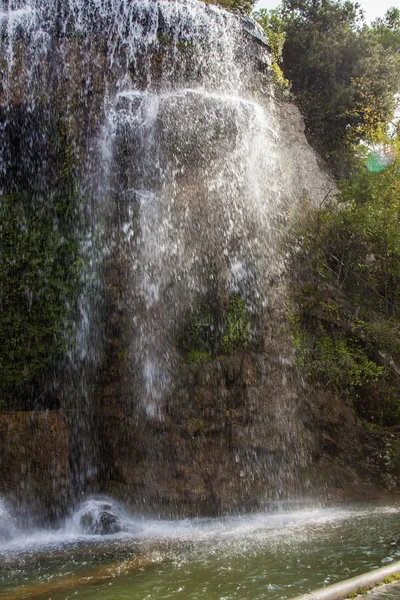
[0,500,17,543]
[1,494,399,551]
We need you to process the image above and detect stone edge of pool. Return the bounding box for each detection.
[288,561,400,600]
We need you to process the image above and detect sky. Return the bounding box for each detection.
[254,0,398,23]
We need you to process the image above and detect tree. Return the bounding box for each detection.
[290,139,400,423]
[371,7,400,53]
[257,1,400,173]
[254,9,291,93]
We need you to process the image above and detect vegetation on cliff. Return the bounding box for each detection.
[180,294,253,362]
[256,1,400,425]
[290,142,400,424]
[0,110,83,410]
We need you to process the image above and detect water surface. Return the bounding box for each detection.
[1,499,400,600]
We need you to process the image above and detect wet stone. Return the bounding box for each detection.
[363,582,400,600]
[80,509,122,536]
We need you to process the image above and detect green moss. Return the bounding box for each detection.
[302,281,317,297]
[187,417,205,432]
[347,586,373,598]
[180,308,217,358]
[346,576,400,598]
[297,424,304,441]
[180,293,252,361]
[176,41,195,51]
[222,294,252,354]
[383,574,400,584]
[0,112,84,409]
[357,586,370,594]
[116,348,129,360]
[387,440,400,469]
[187,350,212,363]
[157,35,170,44]
[0,196,81,393]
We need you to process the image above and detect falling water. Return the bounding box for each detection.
[0,500,16,542]
[104,88,288,415]
[0,0,334,521]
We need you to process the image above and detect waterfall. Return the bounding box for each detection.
[103,88,288,416]
[0,0,334,519]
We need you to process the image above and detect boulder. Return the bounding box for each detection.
[79,505,122,536]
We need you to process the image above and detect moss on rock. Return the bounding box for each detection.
[180,293,252,361]
[0,109,83,410]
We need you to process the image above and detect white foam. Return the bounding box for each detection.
[1,496,399,555]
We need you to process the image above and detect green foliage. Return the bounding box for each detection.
[254,9,291,94]
[222,294,252,353]
[295,323,384,393]
[371,8,400,53]
[0,195,80,394]
[187,350,213,363]
[180,293,252,360]
[290,142,400,424]
[261,0,400,170]
[383,573,400,584]
[387,440,400,469]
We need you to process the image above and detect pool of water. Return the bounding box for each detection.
[1,498,400,600]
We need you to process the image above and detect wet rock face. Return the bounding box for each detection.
[0,411,71,525]
[101,344,400,517]
[0,0,276,521]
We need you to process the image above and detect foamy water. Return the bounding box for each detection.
[1,496,399,553]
